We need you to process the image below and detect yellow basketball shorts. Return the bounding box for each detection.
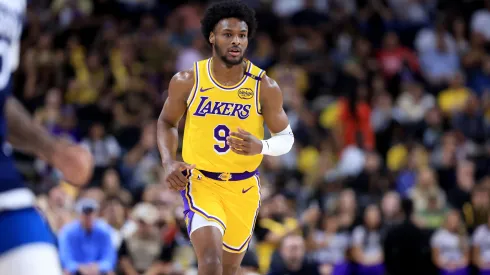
[180,169,261,253]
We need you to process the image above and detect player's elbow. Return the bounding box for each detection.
[157,115,177,134]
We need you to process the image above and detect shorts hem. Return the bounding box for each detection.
[222,235,252,254]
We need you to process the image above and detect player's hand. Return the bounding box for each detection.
[227,128,263,156]
[51,140,94,187]
[163,161,195,191]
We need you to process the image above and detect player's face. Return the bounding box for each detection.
[211,18,248,66]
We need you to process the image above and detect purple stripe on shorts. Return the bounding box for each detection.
[185,211,194,236]
[181,177,227,231]
[180,190,190,212]
[180,190,194,236]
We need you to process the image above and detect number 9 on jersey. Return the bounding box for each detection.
[213,124,230,154]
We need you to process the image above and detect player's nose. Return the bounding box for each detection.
[231,35,240,45]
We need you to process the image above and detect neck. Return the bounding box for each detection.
[211,56,245,83]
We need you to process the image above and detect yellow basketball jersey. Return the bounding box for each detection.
[182,58,265,173]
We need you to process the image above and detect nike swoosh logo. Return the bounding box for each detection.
[200,87,213,92]
[242,186,253,194]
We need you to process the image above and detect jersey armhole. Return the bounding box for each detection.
[255,70,266,115]
[186,62,199,107]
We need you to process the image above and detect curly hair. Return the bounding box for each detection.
[201,0,257,45]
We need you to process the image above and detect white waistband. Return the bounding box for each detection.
[0,188,35,211]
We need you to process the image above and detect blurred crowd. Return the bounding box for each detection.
[14,0,490,274]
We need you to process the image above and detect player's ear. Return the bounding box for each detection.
[209,32,215,45]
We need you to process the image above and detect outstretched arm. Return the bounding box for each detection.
[227,74,294,156]
[5,96,93,186]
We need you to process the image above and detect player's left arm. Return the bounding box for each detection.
[228,75,294,156]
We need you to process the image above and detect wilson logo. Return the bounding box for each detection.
[238,88,254,100]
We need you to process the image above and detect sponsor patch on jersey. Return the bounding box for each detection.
[238,88,254,100]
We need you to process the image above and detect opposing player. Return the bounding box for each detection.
[0,1,93,274]
[157,1,294,275]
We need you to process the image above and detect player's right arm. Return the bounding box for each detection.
[157,70,196,191]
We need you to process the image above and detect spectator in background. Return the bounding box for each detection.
[174,36,206,73]
[416,193,448,230]
[351,205,385,275]
[410,166,447,214]
[34,87,64,132]
[58,198,116,275]
[118,203,173,275]
[430,133,459,181]
[268,234,320,275]
[338,83,375,151]
[431,210,470,275]
[415,18,456,55]
[268,42,309,110]
[248,32,275,69]
[420,34,460,89]
[100,196,127,249]
[380,192,403,228]
[438,72,472,116]
[255,194,319,274]
[397,81,435,125]
[307,213,350,275]
[461,31,486,72]
[65,51,106,106]
[468,55,490,97]
[471,212,490,274]
[384,199,436,275]
[377,32,419,80]
[470,0,490,42]
[420,107,445,150]
[51,0,93,29]
[36,185,75,233]
[121,121,160,191]
[395,145,429,198]
[81,122,121,185]
[52,106,80,142]
[370,92,395,140]
[452,94,488,145]
[451,17,470,56]
[462,185,490,233]
[334,189,358,231]
[448,160,476,211]
[101,169,132,206]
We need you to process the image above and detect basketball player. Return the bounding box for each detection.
[157,1,294,275]
[0,1,93,274]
